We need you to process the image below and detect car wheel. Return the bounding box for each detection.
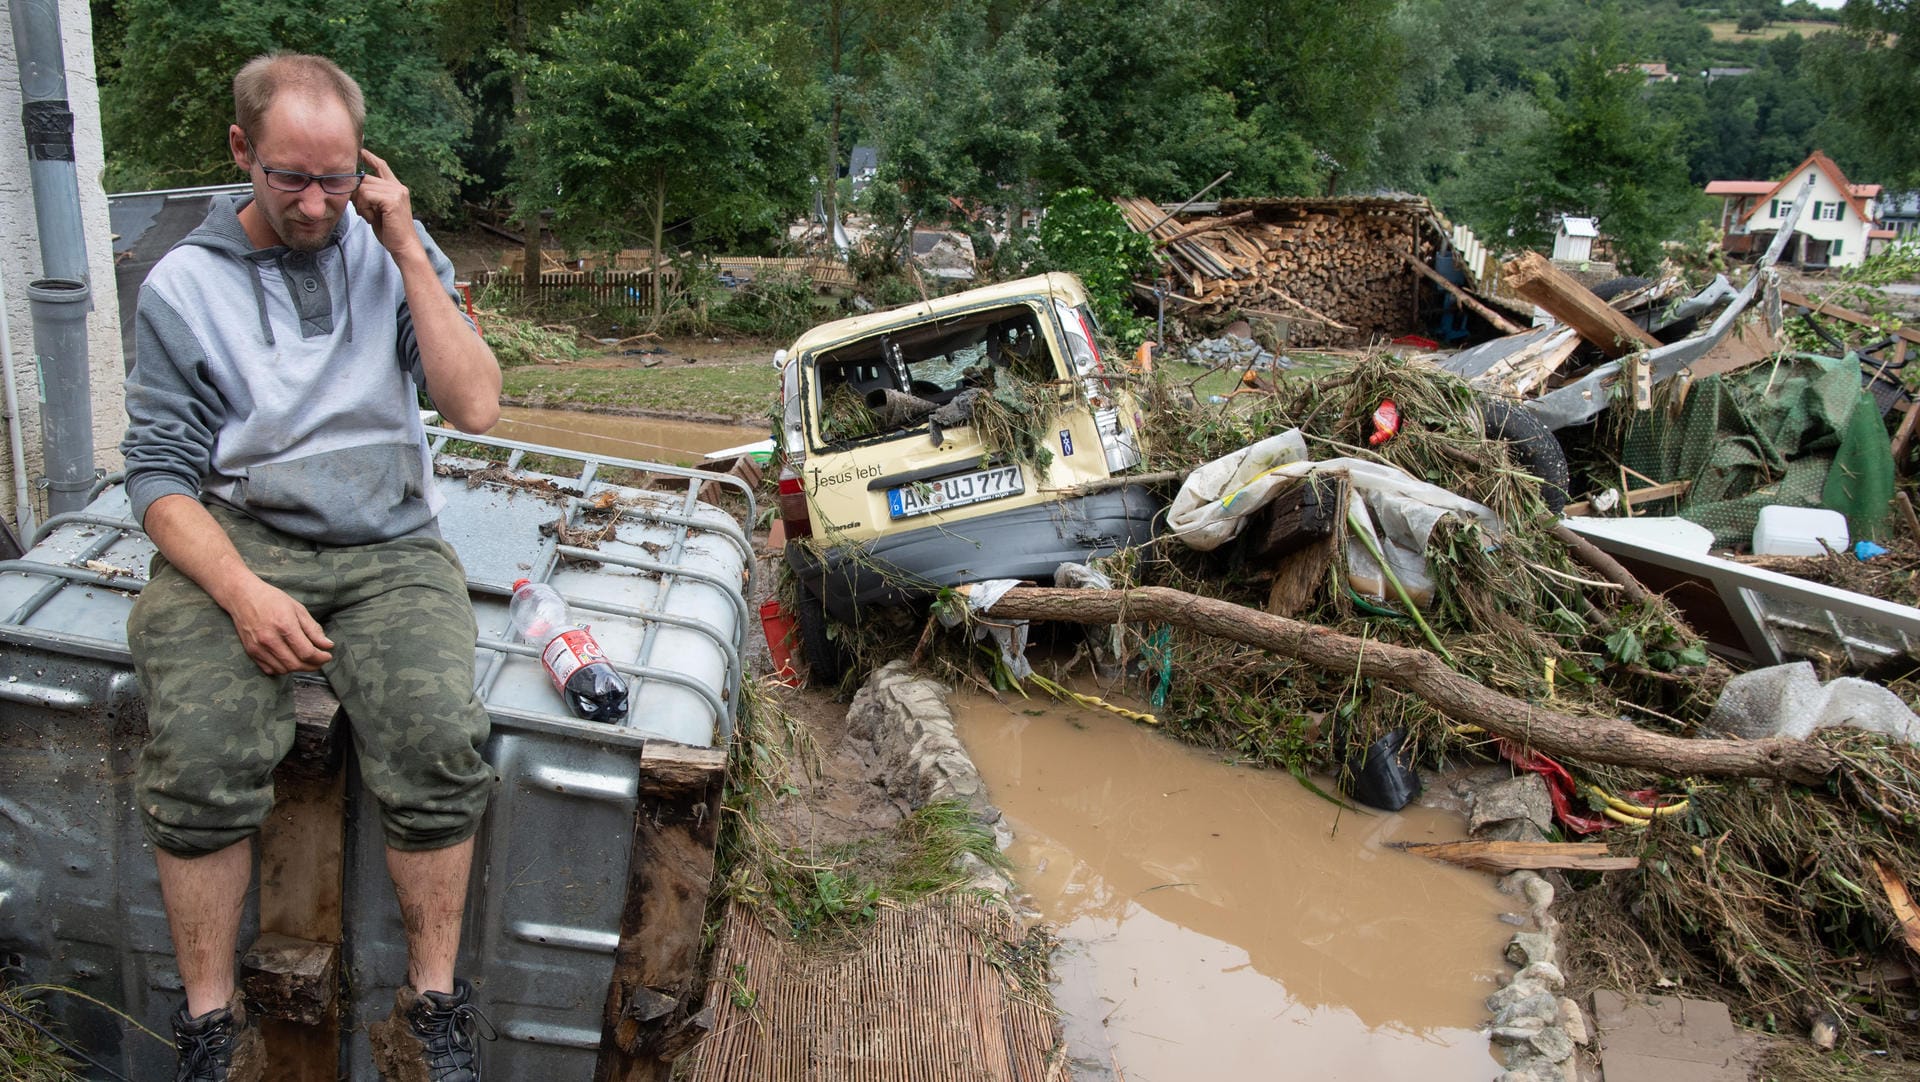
[793,581,845,685]
[1479,396,1571,514]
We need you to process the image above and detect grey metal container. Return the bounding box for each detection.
[0,432,752,1080]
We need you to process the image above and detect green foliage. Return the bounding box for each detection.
[519,0,818,254]
[869,1,1060,220]
[1019,0,1315,199]
[1205,0,1404,191]
[478,309,585,368]
[100,0,472,215]
[1811,0,1920,187]
[753,801,1008,939]
[1034,188,1152,350]
[714,271,821,341]
[1439,13,1702,273]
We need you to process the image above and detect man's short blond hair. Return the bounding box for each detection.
[233,53,366,143]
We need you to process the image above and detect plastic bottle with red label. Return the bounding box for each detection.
[508,578,630,723]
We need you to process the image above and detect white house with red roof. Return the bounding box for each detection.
[1705,151,1890,269]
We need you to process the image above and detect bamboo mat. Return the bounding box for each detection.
[683,897,1064,1082]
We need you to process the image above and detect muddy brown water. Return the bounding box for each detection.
[489,406,765,467]
[952,690,1513,1081]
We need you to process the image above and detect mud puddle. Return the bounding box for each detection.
[952,690,1512,1081]
[490,406,765,467]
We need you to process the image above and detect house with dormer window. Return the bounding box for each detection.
[1704,151,1885,269]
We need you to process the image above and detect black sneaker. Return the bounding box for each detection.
[170,997,262,1082]
[375,978,495,1082]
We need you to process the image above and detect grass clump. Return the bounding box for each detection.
[500,360,779,422]
[0,988,86,1081]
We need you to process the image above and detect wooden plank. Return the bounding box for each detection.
[1397,840,1640,873]
[250,684,347,1082]
[1872,859,1920,958]
[1892,397,1920,473]
[596,746,727,1080]
[1500,251,1661,358]
[1401,252,1524,334]
[1562,480,1691,518]
[1156,210,1256,247]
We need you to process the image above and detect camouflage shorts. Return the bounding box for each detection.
[130,505,493,857]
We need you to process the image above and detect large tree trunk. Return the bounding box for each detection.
[963,585,1837,784]
[510,0,540,295]
[823,0,843,241]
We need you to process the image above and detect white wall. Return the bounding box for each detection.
[0,0,124,541]
[1750,165,1871,267]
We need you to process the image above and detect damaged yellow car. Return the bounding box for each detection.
[774,273,1160,679]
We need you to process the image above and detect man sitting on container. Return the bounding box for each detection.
[119,52,501,1082]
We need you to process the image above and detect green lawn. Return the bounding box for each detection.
[1704,19,1843,42]
[500,361,781,423]
[499,350,1355,425]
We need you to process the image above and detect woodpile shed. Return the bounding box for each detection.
[1117,194,1462,349]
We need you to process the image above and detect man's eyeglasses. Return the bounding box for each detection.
[241,132,365,195]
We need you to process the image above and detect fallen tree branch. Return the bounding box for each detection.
[960,585,1837,784]
[1550,523,1650,606]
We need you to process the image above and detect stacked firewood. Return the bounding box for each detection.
[1115,195,1436,349]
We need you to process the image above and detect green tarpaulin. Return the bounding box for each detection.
[1620,353,1892,548]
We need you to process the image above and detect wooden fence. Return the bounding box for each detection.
[475,257,854,311]
[472,270,662,312]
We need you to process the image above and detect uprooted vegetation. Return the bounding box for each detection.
[807,346,1920,1073]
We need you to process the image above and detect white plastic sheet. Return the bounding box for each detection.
[939,577,1032,678]
[1166,429,1503,605]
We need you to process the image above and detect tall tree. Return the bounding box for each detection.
[1019,0,1314,199]
[101,0,471,215]
[1441,16,1700,273]
[435,0,587,289]
[774,0,929,245]
[868,2,1060,221]
[1810,0,1920,186]
[1202,0,1405,192]
[520,0,817,322]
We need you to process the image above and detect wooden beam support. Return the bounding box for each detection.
[595,745,728,1081]
[251,681,347,1082]
[1500,251,1661,358]
[1401,252,1525,335]
[1561,480,1692,518]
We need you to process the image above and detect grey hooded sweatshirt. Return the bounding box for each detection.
[122,193,468,545]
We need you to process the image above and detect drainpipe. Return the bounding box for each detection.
[11,0,97,517]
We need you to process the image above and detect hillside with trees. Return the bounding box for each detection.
[89,0,1919,278]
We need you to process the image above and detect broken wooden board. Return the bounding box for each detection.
[1562,480,1693,518]
[1501,251,1661,359]
[1395,840,1638,874]
[1872,858,1920,959]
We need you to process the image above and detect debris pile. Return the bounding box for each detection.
[1115,195,1444,347]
